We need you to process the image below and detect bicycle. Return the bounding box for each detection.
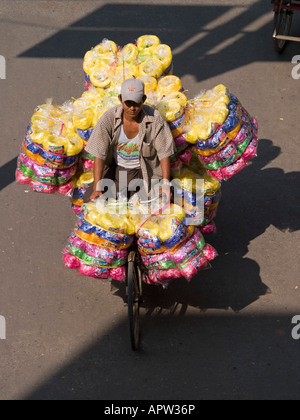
[125,244,143,351]
[124,193,168,351]
[272,0,300,53]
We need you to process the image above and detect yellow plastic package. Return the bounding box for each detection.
[83,50,99,76]
[64,136,84,156]
[137,35,161,52]
[72,98,94,131]
[43,135,67,155]
[73,170,94,189]
[138,75,158,96]
[120,43,138,64]
[81,85,105,101]
[156,99,185,123]
[186,84,231,142]
[194,84,230,109]
[156,75,182,100]
[94,39,118,56]
[172,165,221,195]
[153,44,173,72]
[90,68,111,89]
[85,202,136,236]
[138,56,164,79]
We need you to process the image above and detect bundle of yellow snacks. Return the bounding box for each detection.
[186,86,259,181]
[16,99,84,194]
[131,198,218,286]
[63,201,135,281]
[83,36,173,90]
[172,162,222,233]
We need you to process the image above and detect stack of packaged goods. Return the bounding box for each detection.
[16,100,84,194]
[15,32,259,285]
[83,36,173,91]
[155,75,192,168]
[70,170,94,216]
[70,87,103,214]
[132,200,218,286]
[172,163,222,234]
[185,85,259,182]
[63,201,135,281]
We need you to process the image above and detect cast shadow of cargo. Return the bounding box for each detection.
[113,139,299,314]
[0,157,18,191]
[16,2,297,83]
[24,312,300,400]
[112,254,268,317]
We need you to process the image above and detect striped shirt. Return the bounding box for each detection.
[85,104,176,192]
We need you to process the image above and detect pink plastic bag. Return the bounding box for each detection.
[243,136,258,160]
[15,168,31,184]
[78,264,110,279]
[180,254,208,281]
[30,179,56,194]
[110,267,126,282]
[221,156,247,180]
[200,221,217,234]
[202,244,218,261]
[63,253,80,269]
[57,180,74,196]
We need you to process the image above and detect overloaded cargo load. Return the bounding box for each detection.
[16,99,84,194]
[63,198,218,286]
[15,34,259,285]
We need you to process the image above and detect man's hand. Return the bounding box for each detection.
[160,183,172,204]
[90,190,103,202]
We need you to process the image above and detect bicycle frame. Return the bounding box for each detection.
[272,0,300,44]
[272,0,300,12]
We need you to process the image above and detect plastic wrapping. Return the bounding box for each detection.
[153,44,173,73]
[139,56,164,79]
[137,35,161,52]
[156,98,185,123]
[200,221,217,234]
[185,85,230,143]
[156,75,182,100]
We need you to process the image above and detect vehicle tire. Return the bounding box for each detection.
[273,10,293,53]
[127,253,142,351]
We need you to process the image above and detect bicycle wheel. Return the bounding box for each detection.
[127,251,142,351]
[273,10,293,53]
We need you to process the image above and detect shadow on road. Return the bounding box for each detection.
[110,138,300,315]
[17,2,300,82]
[23,312,300,400]
[6,1,299,193]
[0,157,18,191]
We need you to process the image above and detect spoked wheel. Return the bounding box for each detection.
[273,10,294,53]
[126,251,142,351]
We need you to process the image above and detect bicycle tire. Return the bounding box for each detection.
[127,253,142,351]
[273,10,293,53]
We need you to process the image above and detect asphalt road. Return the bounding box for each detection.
[0,0,299,401]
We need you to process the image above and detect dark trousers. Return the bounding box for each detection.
[84,162,143,202]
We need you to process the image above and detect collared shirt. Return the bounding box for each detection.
[85,104,176,191]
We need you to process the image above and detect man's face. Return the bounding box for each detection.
[119,96,144,119]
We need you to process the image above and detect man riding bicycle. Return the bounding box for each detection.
[85,78,176,202]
